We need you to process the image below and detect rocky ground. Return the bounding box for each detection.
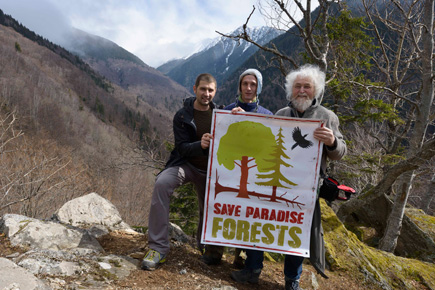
[0,231,377,290]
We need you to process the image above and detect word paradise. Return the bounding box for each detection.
[213,203,304,223]
[211,203,305,248]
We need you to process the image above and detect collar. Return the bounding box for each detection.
[236,97,259,113]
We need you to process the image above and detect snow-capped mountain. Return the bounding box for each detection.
[157,26,284,92]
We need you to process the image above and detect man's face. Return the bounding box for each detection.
[193,80,216,109]
[291,76,315,112]
[240,75,257,103]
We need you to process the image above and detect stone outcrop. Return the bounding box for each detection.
[52,192,135,235]
[1,213,103,252]
[0,257,51,290]
[0,192,189,290]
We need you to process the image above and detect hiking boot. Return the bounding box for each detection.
[233,254,245,269]
[141,249,166,271]
[201,254,221,265]
[232,247,245,269]
[285,277,303,290]
[201,245,223,265]
[230,268,261,284]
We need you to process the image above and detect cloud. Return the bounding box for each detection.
[0,0,71,44]
[0,0,267,67]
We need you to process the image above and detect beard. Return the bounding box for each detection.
[291,95,313,112]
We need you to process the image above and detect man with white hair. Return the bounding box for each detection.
[230,64,347,290]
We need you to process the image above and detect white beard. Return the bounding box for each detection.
[291,95,312,112]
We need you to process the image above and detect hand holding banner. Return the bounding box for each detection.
[201,110,324,257]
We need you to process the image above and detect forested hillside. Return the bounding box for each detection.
[61,28,193,115]
[0,11,173,226]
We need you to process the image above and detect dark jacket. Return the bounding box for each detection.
[275,93,347,278]
[224,98,273,115]
[165,97,216,169]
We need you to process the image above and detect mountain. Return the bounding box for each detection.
[213,0,413,114]
[0,9,170,226]
[60,28,192,115]
[157,26,284,93]
[214,27,304,113]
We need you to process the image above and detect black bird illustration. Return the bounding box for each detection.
[291,127,313,150]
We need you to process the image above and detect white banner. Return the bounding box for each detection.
[201,109,324,257]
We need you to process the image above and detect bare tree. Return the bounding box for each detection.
[0,110,95,218]
[420,172,435,213]
[218,0,434,255]
[380,0,435,252]
[217,0,335,73]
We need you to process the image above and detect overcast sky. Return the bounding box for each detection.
[0,0,271,67]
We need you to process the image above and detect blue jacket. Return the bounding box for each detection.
[224,99,273,115]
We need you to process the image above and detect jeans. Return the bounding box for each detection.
[244,249,304,280]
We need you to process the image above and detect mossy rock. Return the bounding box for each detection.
[321,200,435,290]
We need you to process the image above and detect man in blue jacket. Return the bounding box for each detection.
[142,73,222,270]
[230,64,347,290]
[224,68,274,268]
[224,68,273,115]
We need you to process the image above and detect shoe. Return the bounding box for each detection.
[201,245,223,265]
[233,254,245,269]
[230,268,261,284]
[141,249,166,271]
[201,254,221,265]
[285,278,302,290]
[232,247,245,269]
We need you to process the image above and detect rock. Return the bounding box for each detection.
[211,286,238,290]
[0,257,51,290]
[0,213,103,252]
[10,249,94,278]
[169,222,191,243]
[53,192,135,234]
[0,192,196,289]
[97,254,140,279]
[310,271,320,289]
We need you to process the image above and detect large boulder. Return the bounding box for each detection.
[0,214,102,252]
[53,192,135,235]
[0,192,146,289]
[337,192,435,262]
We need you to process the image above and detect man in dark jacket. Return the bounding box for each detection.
[230,64,347,290]
[224,68,273,115]
[142,73,222,270]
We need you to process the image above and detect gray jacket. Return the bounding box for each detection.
[275,95,347,278]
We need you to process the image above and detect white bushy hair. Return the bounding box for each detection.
[285,64,326,101]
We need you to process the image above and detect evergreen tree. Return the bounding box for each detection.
[256,127,297,202]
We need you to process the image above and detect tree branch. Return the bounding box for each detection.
[373,137,435,194]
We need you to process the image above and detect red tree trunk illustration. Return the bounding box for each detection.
[236,156,250,198]
[270,185,277,202]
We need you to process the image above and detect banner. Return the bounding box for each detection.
[201,109,324,257]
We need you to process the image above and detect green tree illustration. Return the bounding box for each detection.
[217,121,276,198]
[256,127,297,202]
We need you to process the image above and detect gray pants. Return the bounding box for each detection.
[147,163,206,255]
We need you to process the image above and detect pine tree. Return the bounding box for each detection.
[256,127,297,202]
